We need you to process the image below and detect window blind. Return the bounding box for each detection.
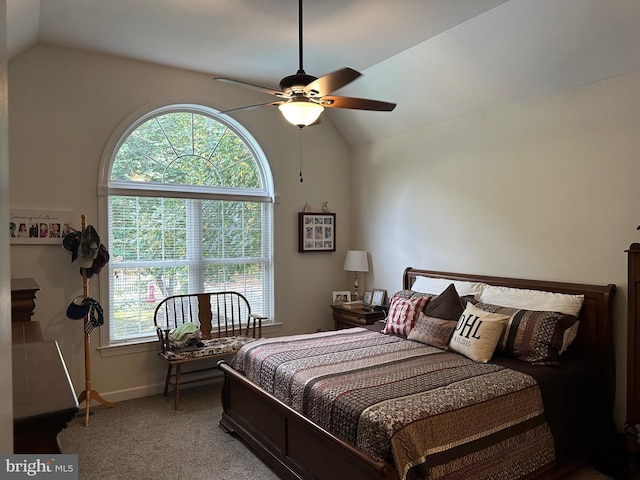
[108,195,273,343]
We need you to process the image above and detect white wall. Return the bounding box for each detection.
[352,70,640,429]
[0,0,13,454]
[8,44,353,402]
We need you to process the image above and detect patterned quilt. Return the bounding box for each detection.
[231,327,556,480]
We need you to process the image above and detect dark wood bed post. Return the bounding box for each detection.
[625,244,640,474]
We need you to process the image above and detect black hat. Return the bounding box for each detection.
[66,296,104,335]
[62,231,81,262]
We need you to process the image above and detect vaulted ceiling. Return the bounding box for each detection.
[7,0,640,146]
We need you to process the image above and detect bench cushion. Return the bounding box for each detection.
[160,335,257,361]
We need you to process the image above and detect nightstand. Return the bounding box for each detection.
[330,303,386,330]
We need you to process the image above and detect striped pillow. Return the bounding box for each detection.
[478,285,584,354]
[382,296,429,336]
[473,301,578,365]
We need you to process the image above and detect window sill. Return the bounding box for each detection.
[98,338,158,357]
[98,322,284,358]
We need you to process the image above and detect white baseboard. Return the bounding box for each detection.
[80,376,224,404]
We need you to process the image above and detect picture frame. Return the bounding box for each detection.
[371,289,387,307]
[9,209,73,245]
[332,291,351,303]
[298,212,336,252]
[363,291,373,305]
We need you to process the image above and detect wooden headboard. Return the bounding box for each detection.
[402,267,617,406]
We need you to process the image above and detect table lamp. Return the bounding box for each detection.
[343,250,369,301]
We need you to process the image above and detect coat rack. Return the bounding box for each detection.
[76,214,116,426]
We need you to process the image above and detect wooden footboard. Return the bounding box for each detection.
[217,360,397,480]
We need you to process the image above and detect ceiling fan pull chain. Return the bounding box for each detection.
[299,127,304,182]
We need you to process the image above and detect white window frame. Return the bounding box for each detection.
[96,101,275,355]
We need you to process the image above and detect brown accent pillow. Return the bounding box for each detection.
[407,312,457,350]
[423,283,466,321]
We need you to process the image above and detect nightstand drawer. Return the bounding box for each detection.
[330,304,385,330]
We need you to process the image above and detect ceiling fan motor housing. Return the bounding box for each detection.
[279,72,318,94]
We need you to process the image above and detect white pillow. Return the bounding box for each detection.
[479,285,584,316]
[411,276,486,299]
[448,304,509,363]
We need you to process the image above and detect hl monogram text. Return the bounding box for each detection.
[453,313,482,347]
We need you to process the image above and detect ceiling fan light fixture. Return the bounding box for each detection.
[278,99,324,127]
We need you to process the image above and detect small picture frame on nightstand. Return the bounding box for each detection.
[363,291,373,306]
[332,291,351,303]
[371,289,386,307]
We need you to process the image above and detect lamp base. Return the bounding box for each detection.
[352,271,361,302]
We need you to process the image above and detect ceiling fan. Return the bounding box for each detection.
[214,0,396,128]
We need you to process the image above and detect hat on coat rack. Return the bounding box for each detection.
[62,231,81,261]
[84,243,110,278]
[76,225,100,268]
[62,224,110,276]
[66,295,104,335]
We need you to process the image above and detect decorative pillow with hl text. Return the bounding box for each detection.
[448,303,509,363]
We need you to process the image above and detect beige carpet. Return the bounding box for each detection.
[58,383,614,480]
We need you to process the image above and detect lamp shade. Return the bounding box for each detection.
[278,99,324,127]
[343,250,369,272]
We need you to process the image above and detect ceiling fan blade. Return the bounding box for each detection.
[214,77,285,97]
[221,101,284,114]
[304,68,361,96]
[321,95,396,112]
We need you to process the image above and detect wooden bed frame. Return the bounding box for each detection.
[218,268,616,480]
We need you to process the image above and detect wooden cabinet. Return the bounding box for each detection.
[626,243,640,471]
[10,278,40,323]
[330,303,385,330]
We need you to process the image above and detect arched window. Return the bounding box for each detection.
[99,104,274,346]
